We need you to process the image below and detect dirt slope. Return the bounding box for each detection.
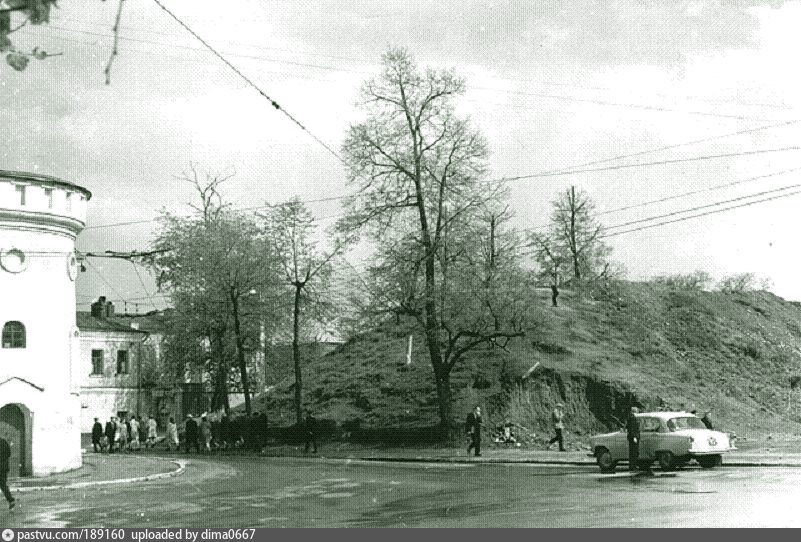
[254,282,801,442]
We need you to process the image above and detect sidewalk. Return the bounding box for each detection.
[9,452,185,492]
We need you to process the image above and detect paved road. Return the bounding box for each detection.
[4,456,801,527]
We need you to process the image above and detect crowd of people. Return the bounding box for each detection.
[90,410,319,454]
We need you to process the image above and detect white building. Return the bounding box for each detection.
[0,170,90,477]
[76,300,165,432]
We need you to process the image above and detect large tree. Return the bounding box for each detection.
[340,48,525,432]
[261,199,343,425]
[150,172,282,416]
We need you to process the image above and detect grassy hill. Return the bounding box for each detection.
[252,281,801,443]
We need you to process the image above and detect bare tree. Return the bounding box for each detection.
[549,186,610,283]
[261,199,345,425]
[340,48,525,433]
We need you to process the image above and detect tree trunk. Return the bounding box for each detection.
[231,293,252,416]
[292,283,304,426]
[435,368,453,438]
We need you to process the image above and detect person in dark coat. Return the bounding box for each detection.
[0,437,15,510]
[104,417,117,454]
[220,415,231,449]
[304,411,317,454]
[465,406,482,457]
[91,418,104,453]
[626,407,641,472]
[701,411,714,430]
[184,415,200,453]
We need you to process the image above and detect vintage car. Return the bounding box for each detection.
[589,412,735,472]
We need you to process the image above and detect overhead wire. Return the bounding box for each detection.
[149,0,344,162]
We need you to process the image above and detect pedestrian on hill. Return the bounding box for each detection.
[104,417,117,454]
[627,406,641,473]
[304,411,318,454]
[548,403,567,452]
[200,416,212,453]
[147,416,158,449]
[701,411,714,430]
[91,418,104,453]
[166,417,179,451]
[184,415,199,453]
[465,406,483,457]
[0,436,15,510]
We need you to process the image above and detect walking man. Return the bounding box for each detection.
[91,418,104,453]
[465,406,482,457]
[147,416,158,449]
[0,436,15,510]
[304,411,317,454]
[548,403,567,451]
[627,406,640,473]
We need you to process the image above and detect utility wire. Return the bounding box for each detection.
[149,0,344,163]
[130,259,160,312]
[38,23,790,122]
[599,189,801,239]
[596,166,801,217]
[604,182,801,231]
[499,146,801,183]
[83,257,130,305]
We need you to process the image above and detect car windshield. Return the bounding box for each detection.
[666,416,706,431]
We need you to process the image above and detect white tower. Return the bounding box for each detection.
[0,170,90,476]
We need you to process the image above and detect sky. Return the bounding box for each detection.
[3,0,801,309]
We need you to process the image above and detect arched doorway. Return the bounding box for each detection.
[0,403,32,477]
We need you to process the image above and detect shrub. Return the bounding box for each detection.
[717,273,757,294]
[653,271,712,291]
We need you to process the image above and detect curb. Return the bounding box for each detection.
[11,460,187,492]
[356,456,801,468]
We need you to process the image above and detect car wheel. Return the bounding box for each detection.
[698,455,722,469]
[657,451,676,471]
[596,448,616,473]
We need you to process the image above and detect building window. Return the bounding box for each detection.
[65,192,72,211]
[44,188,53,209]
[91,349,104,375]
[116,350,129,375]
[1,321,25,348]
[15,185,25,206]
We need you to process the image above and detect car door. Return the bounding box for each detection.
[638,417,661,461]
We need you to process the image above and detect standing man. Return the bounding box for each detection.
[91,418,104,453]
[626,406,640,472]
[465,406,482,457]
[104,416,117,454]
[0,436,15,510]
[548,403,567,451]
[304,411,317,454]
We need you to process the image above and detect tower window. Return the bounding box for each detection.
[2,321,25,348]
[44,188,53,209]
[91,349,104,375]
[15,185,25,206]
[65,192,72,211]
[116,350,129,375]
